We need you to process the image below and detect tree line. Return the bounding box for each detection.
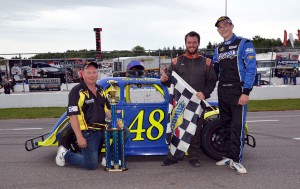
[2,35,300,60]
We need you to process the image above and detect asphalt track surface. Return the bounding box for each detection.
[0,111,300,189]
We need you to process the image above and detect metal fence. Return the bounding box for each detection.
[1,47,300,83]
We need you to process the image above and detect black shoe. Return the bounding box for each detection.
[161,157,178,166]
[189,159,200,167]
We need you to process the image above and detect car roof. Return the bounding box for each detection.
[97,77,162,87]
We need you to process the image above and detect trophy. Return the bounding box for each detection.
[104,80,128,171]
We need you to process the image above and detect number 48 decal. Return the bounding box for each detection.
[128,109,165,141]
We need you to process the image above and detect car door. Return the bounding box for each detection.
[100,77,169,156]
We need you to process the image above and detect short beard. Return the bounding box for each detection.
[186,47,198,55]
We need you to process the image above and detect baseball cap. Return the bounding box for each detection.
[215,16,232,27]
[82,61,98,69]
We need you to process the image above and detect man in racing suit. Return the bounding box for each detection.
[213,16,257,174]
[161,31,217,167]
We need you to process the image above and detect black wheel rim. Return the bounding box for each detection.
[210,127,226,153]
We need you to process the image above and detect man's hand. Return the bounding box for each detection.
[117,119,124,128]
[69,115,87,148]
[171,58,178,65]
[77,135,87,148]
[206,58,212,67]
[238,94,249,105]
[196,92,205,100]
[160,67,168,82]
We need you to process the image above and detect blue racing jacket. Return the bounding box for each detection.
[213,34,257,95]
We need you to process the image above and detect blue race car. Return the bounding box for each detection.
[25,76,255,160]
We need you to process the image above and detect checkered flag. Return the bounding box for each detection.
[166,71,208,160]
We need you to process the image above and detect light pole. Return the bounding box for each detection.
[225,0,227,16]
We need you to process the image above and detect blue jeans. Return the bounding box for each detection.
[64,130,104,170]
[283,76,288,84]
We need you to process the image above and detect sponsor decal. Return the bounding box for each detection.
[68,106,78,112]
[219,47,225,52]
[218,50,237,60]
[247,55,255,59]
[245,48,254,53]
[224,40,232,45]
[277,60,299,68]
[85,99,95,104]
[171,101,186,131]
[28,78,61,92]
[28,78,61,84]
[229,45,237,49]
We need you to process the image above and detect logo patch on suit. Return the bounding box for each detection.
[68,106,78,112]
[218,50,237,60]
[85,99,95,104]
[245,48,254,53]
[229,45,237,49]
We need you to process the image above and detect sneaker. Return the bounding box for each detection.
[161,157,178,166]
[55,146,68,167]
[101,157,107,166]
[230,161,247,174]
[216,158,233,166]
[189,159,200,167]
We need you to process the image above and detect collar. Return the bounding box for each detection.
[184,52,200,59]
[80,81,100,92]
[224,33,237,45]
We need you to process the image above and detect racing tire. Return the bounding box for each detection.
[58,123,80,153]
[201,118,226,161]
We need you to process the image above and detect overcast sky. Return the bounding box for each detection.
[0,0,299,56]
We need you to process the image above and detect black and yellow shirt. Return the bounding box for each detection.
[67,81,111,131]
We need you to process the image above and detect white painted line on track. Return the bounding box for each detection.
[247,120,279,123]
[292,138,300,140]
[0,128,43,131]
[248,115,300,119]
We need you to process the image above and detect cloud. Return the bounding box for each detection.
[0,0,299,55]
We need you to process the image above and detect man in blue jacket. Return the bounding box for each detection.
[213,16,257,174]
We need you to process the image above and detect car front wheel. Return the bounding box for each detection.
[201,118,226,161]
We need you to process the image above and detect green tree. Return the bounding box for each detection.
[0,57,6,65]
[206,41,213,49]
[132,45,146,56]
[252,35,283,48]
